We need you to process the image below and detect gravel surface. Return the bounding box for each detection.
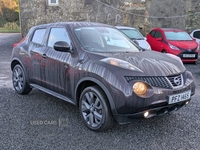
[0,33,200,150]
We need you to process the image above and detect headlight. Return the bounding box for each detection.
[197,45,199,51]
[133,82,147,95]
[133,81,154,98]
[147,44,151,50]
[101,58,143,72]
[168,43,180,50]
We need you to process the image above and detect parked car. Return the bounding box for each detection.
[11,22,195,131]
[116,26,151,50]
[146,28,199,63]
[190,29,200,44]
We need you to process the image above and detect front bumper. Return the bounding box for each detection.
[114,99,190,124]
[106,64,196,124]
[178,51,199,62]
[169,49,198,62]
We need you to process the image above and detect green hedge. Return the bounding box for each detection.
[0,28,20,33]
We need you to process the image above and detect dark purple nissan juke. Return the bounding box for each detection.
[11,22,195,131]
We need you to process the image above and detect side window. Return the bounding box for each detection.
[193,31,200,39]
[32,29,46,44]
[150,30,156,37]
[47,28,71,48]
[154,31,162,38]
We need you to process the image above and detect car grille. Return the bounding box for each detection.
[124,74,183,89]
[167,74,183,87]
[178,47,197,51]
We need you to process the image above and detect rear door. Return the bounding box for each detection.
[29,28,47,86]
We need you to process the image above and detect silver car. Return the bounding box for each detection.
[116,26,151,50]
[190,29,200,44]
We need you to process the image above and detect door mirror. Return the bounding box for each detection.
[156,37,162,41]
[133,40,139,45]
[54,41,71,52]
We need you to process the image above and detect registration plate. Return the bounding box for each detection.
[183,54,195,58]
[168,91,191,104]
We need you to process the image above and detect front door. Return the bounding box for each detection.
[43,27,73,95]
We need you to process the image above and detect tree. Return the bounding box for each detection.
[0,0,19,23]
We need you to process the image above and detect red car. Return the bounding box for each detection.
[146,28,199,63]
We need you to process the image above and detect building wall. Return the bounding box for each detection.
[19,0,200,37]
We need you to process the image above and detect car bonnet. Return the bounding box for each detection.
[136,40,150,49]
[168,40,198,50]
[99,51,185,76]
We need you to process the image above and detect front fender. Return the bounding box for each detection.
[75,77,118,115]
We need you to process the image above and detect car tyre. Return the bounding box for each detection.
[162,50,166,53]
[79,86,114,131]
[12,64,32,94]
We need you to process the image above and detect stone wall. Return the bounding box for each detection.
[19,0,200,37]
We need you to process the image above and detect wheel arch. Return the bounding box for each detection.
[11,58,30,82]
[11,59,32,94]
[75,77,117,115]
[11,58,24,71]
[161,49,167,53]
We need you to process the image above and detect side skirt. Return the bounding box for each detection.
[30,83,76,105]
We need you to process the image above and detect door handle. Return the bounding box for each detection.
[42,54,47,58]
[64,64,69,69]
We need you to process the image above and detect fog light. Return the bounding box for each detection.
[185,101,189,105]
[144,111,149,118]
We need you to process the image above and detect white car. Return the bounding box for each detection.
[116,26,151,50]
[190,29,200,44]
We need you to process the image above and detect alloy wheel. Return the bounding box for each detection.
[81,91,103,128]
[13,65,24,91]
[12,64,32,94]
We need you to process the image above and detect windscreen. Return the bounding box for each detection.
[164,31,193,41]
[120,29,144,40]
[74,27,140,53]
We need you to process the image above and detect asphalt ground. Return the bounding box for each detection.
[0,33,200,150]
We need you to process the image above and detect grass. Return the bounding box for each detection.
[0,28,20,33]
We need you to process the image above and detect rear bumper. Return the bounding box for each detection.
[113,100,190,124]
